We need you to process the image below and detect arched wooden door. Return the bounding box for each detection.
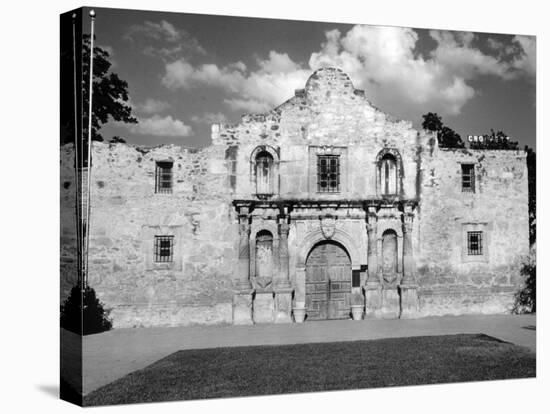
[305,241,352,320]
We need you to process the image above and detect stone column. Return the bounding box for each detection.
[402,208,415,285]
[400,204,419,318]
[365,207,382,317]
[233,207,254,325]
[273,215,293,323]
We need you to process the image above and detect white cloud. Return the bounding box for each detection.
[125,115,193,137]
[308,26,534,115]
[160,25,536,116]
[510,35,536,79]
[162,52,310,113]
[191,112,228,124]
[125,20,181,42]
[135,98,171,115]
[125,20,206,59]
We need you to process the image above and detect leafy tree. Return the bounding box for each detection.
[109,135,127,144]
[421,112,465,148]
[82,34,137,142]
[525,146,536,245]
[61,285,113,335]
[421,112,443,132]
[469,129,519,150]
[512,260,536,314]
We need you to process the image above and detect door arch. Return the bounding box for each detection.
[305,241,352,320]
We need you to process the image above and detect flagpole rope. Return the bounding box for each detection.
[72,13,82,289]
[84,9,95,290]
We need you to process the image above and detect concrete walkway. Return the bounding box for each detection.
[83,314,536,395]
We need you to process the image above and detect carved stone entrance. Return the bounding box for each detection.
[305,241,352,320]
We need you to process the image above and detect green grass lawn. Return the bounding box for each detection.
[84,333,535,406]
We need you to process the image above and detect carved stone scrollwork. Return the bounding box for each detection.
[320,215,336,239]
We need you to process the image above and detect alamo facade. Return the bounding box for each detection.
[61,67,529,328]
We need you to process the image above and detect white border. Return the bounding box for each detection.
[1,0,545,413]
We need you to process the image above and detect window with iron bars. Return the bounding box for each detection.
[467,231,483,255]
[461,164,475,192]
[317,155,340,192]
[155,161,173,194]
[154,236,174,262]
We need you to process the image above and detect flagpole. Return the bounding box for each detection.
[84,9,95,289]
[72,13,82,289]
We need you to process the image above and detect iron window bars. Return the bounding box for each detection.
[154,235,174,262]
[155,161,173,194]
[467,231,483,255]
[317,155,340,192]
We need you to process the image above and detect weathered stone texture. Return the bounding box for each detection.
[61,142,239,328]
[416,147,529,315]
[60,145,79,302]
[61,67,530,327]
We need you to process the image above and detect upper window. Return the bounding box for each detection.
[154,235,174,262]
[155,161,173,194]
[380,154,398,195]
[461,164,475,193]
[317,155,340,192]
[255,151,274,196]
[467,231,483,255]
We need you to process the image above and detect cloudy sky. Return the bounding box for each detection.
[87,7,536,149]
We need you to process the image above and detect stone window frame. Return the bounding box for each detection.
[249,219,280,281]
[461,163,476,193]
[250,145,279,199]
[154,235,174,263]
[142,224,183,271]
[375,148,403,197]
[461,222,490,263]
[155,160,174,194]
[308,146,348,196]
[317,154,341,193]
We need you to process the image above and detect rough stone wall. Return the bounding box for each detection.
[417,146,529,315]
[60,141,238,328]
[60,145,79,303]
[213,68,433,201]
[60,67,530,326]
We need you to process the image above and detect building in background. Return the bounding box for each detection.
[60,67,529,328]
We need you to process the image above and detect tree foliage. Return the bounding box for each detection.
[525,146,536,245]
[512,260,536,314]
[469,129,519,150]
[60,285,113,335]
[82,34,137,142]
[421,112,465,148]
[109,135,127,144]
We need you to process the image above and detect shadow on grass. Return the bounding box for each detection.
[84,333,535,407]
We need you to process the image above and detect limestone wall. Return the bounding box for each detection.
[60,145,79,302]
[213,68,433,201]
[60,141,238,328]
[59,67,530,327]
[416,146,529,315]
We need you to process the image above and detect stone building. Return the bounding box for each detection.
[60,67,529,328]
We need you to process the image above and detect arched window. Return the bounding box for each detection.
[380,154,397,195]
[376,149,401,196]
[255,151,274,196]
[255,230,274,279]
